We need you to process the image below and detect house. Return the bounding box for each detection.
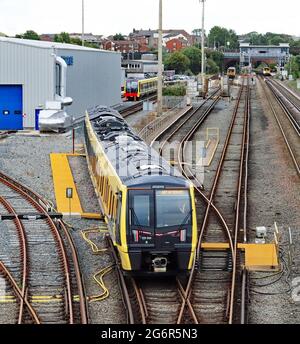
[166,37,188,52]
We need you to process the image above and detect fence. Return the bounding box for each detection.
[162,96,186,109]
[139,97,188,144]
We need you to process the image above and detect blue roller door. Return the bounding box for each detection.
[0,85,23,130]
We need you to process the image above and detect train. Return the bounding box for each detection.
[125,77,158,100]
[84,106,198,275]
[263,67,272,76]
[227,67,236,79]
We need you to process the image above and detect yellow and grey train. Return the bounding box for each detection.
[263,67,271,76]
[227,67,236,79]
[84,106,197,275]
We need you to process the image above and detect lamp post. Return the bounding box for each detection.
[199,0,206,98]
[82,0,85,46]
[157,0,163,117]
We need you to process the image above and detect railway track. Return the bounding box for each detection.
[0,171,88,324]
[126,277,185,324]
[175,78,251,324]
[259,77,300,175]
[107,237,188,324]
[150,89,221,160]
[109,90,222,325]
[111,82,250,324]
[119,95,157,118]
[266,78,300,135]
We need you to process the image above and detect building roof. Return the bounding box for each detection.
[131,29,155,37]
[122,59,158,64]
[131,29,191,38]
[240,42,290,48]
[0,37,118,53]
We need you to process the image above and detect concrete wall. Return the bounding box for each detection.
[0,40,55,128]
[58,48,121,118]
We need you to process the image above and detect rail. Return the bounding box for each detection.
[176,79,250,324]
[139,97,188,143]
[259,77,300,176]
[106,237,135,324]
[0,171,88,324]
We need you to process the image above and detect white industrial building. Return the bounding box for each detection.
[0,37,121,131]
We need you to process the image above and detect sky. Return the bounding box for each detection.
[0,0,299,37]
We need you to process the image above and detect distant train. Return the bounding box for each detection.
[263,67,272,76]
[227,67,236,79]
[84,106,198,275]
[125,77,158,100]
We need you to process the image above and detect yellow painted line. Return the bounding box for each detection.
[205,139,212,149]
[206,139,219,167]
[50,153,83,214]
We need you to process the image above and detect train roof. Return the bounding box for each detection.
[86,106,190,188]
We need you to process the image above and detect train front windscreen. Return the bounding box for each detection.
[128,189,192,247]
[126,80,138,94]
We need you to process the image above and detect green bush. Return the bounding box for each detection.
[163,85,186,96]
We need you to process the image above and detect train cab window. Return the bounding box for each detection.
[131,194,151,227]
[155,190,191,228]
[126,80,138,93]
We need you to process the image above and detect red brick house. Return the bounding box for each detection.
[102,40,141,53]
[166,38,188,52]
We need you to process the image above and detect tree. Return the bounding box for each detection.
[208,26,238,50]
[206,59,219,74]
[164,52,190,74]
[269,35,285,45]
[206,49,224,71]
[182,46,202,74]
[227,29,239,49]
[286,56,300,79]
[54,32,71,43]
[246,32,268,45]
[290,40,300,56]
[16,30,40,40]
[70,37,83,46]
[84,42,99,49]
[113,33,125,41]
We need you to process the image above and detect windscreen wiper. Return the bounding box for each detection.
[178,209,193,230]
[129,207,143,228]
